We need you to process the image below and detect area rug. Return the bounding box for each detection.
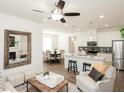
[15,82,80,92]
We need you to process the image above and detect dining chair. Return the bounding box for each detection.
[60,50,65,63]
[46,50,55,64]
[45,50,51,62]
[43,52,46,62]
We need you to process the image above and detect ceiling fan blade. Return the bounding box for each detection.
[64,12,80,16]
[56,0,65,10]
[32,9,45,13]
[60,18,66,23]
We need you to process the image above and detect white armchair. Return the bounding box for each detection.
[76,66,116,92]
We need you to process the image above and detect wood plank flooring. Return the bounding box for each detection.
[43,62,124,92]
[43,62,78,84]
[114,70,124,92]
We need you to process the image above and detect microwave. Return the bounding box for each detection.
[87,41,97,46]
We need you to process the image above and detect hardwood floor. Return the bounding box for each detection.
[43,62,124,92]
[114,70,124,92]
[43,62,78,84]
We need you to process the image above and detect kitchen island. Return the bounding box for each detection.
[64,54,105,72]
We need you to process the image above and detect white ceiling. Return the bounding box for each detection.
[0,0,124,34]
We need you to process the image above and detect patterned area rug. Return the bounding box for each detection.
[16,82,80,92]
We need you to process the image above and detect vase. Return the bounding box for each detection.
[54,51,57,54]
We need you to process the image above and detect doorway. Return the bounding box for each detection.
[69,36,76,53]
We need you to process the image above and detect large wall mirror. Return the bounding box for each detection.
[4,30,31,69]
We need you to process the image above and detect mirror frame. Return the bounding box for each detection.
[4,29,32,69]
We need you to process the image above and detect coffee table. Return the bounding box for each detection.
[26,77,68,92]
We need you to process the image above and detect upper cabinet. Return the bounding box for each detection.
[76,29,97,46]
[97,30,123,47]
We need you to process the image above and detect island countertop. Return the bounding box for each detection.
[64,53,105,72]
[64,53,105,61]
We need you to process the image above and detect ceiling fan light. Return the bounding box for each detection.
[51,13,62,21]
[53,8,62,14]
[99,15,104,18]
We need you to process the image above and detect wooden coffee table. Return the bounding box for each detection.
[26,77,68,92]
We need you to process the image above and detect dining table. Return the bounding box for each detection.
[50,53,61,63]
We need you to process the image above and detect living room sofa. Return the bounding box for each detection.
[76,66,116,92]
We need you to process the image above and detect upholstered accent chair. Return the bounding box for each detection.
[45,50,53,63]
[76,66,116,92]
[57,50,65,63]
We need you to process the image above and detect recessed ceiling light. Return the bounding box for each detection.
[65,24,68,27]
[89,36,93,40]
[104,24,108,27]
[99,15,104,18]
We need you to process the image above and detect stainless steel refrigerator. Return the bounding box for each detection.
[112,40,124,70]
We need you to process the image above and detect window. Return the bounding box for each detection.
[43,37,52,51]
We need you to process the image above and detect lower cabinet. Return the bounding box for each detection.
[64,55,105,72]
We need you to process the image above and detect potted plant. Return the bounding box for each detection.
[43,71,49,76]
[43,71,49,80]
[54,48,57,54]
[120,27,124,38]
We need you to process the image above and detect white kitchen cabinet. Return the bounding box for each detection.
[97,53,112,62]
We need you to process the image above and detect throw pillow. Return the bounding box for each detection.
[91,63,110,74]
[88,67,104,82]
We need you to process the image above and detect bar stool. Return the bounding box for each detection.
[82,62,91,72]
[68,60,78,73]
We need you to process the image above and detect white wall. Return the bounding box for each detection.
[0,13,43,75]
[57,34,69,53]
[43,32,70,53]
[43,33,58,52]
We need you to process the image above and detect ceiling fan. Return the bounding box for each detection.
[32,0,80,23]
